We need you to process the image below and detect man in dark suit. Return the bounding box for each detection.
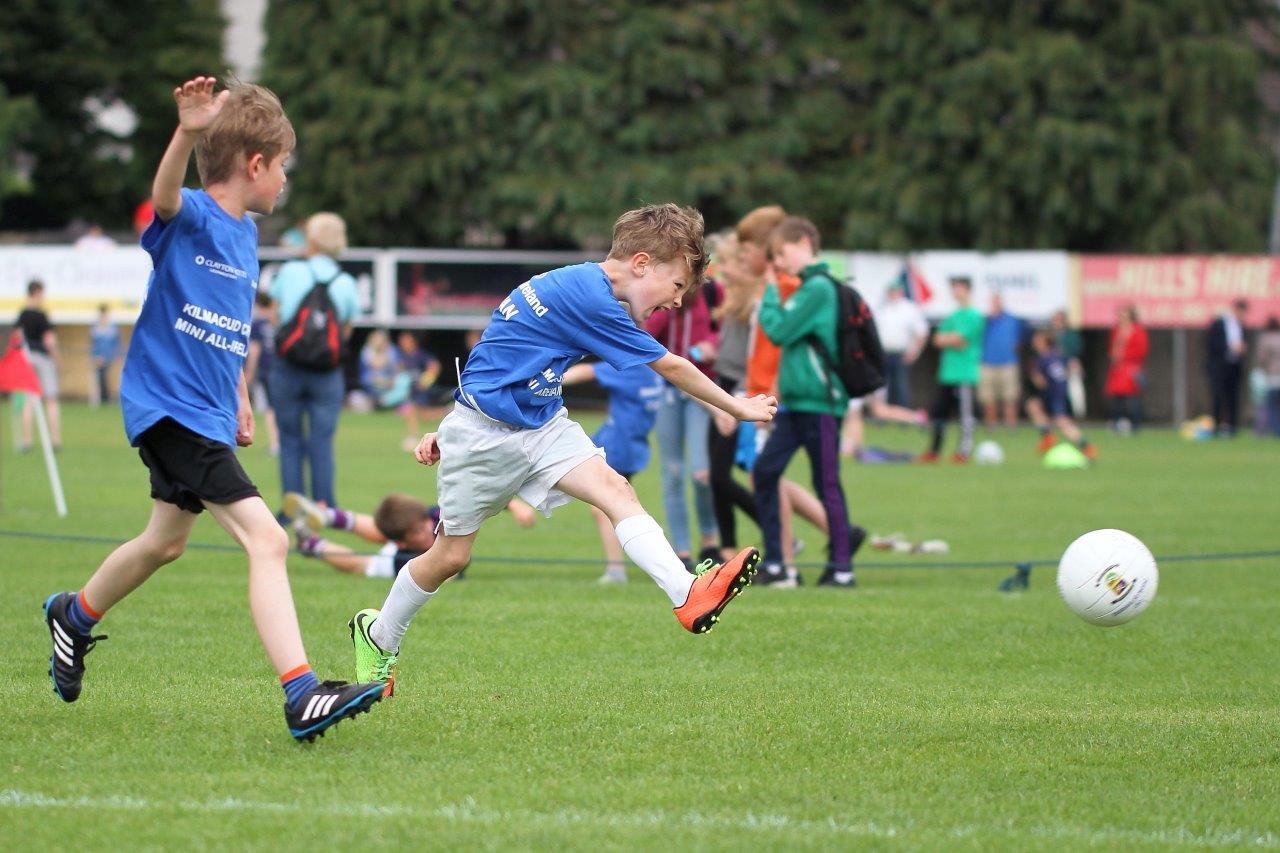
[1207,299,1249,437]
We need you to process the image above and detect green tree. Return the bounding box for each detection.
[0,83,37,212]
[263,1,1277,251]
[840,0,1279,252]
[0,0,225,231]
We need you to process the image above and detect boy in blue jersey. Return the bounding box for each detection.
[41,77,385,742]
[350,205,779,694]
[562,360,665,583]
[1026,328,1096,459]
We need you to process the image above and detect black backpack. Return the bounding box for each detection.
[276,269,343,371]
[805,273,886,398]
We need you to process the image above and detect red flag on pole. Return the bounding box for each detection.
[0,331,43,395]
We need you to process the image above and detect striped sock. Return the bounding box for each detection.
[66,590,101,635]
[330,508,356,531]
[281,664,320,710]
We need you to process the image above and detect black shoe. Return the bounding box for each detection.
[679,555,695,574]
[755,563,797,588]
[817,568,857,588]
[286,680,386,742]
[849,525,867,558]
[43,592,107,703]
[698,546,721,565]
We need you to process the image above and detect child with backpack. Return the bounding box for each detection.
[752,217,869,588]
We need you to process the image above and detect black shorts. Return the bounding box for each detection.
[136,418,260,514]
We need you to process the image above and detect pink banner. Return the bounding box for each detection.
[1078,255,1280,328]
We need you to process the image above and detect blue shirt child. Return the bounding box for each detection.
[457,263,668,429]
[90,323,120,363]
[590,362,664,476]
[121,188,259,447]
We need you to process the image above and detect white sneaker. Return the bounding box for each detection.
[596,571,628,584]
[282,492,327,530]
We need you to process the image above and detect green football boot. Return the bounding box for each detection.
[349,608,397,697]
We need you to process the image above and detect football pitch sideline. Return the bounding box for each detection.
[1,404,1278,849]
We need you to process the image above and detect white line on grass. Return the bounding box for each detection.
[1,789,1276,847]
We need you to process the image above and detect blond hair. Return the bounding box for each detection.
[710,233,762,325]
[195,82,295,186]
[306,212,348,257]
[607,204,707,290]
[734,205,786,246]
[374,493,432,542]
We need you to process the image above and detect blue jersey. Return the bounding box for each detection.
[591,362,664,475]
[121,188,259,446]
[456,263,668,429]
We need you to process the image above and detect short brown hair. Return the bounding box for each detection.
[768,216,821,253]
[374,494,432,542]
[195,82,295,186]
[735,205,786,246]
[27,279,44,297]
[607,204,707,289]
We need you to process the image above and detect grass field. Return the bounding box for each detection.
[2,402,1279,849]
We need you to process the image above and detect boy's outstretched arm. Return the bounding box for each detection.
[649,352,776,423]
[153,76,229,221]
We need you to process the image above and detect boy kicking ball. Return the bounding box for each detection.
[350,205,778,695]
[41,77,386,743]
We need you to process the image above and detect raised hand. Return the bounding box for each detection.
[174,76,229,135]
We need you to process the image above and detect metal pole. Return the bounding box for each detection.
[1172,328,1188,426]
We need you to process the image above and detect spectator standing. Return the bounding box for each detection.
[645,276,721,569]
[16,280,62,451]
[246,291,280,455]
[978,292,1024,429]
[1256,316,1280,437]
[874,280,928,407]
[737,205,828,580]
[1104,304,1148,434]
[268,212,359,510]
[920,277,984,463]
[74,224,117,251]
[706,234,765,561]
[753,217,862,587]
[1206,299,1249,437]
[89,303,121,406]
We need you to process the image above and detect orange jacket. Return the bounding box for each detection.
[744,272,801,398]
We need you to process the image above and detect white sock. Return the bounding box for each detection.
[615,515,694,606]
[371,569,434,653]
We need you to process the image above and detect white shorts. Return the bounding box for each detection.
[435,404,603,536]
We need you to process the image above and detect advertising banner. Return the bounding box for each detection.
[1078,255,1280,329]
[0,246,152,322]
[850,251,1070,322]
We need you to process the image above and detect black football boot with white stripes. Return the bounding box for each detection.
[43,592,107,703]
[285,680,386,742]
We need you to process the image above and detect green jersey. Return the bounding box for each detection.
[937,306,984,386]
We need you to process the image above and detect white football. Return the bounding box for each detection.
[1056,529,1158,626]
[974,440,1004,465]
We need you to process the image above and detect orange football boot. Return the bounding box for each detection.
[673,547,760,634]
[1037,433,1059,454]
